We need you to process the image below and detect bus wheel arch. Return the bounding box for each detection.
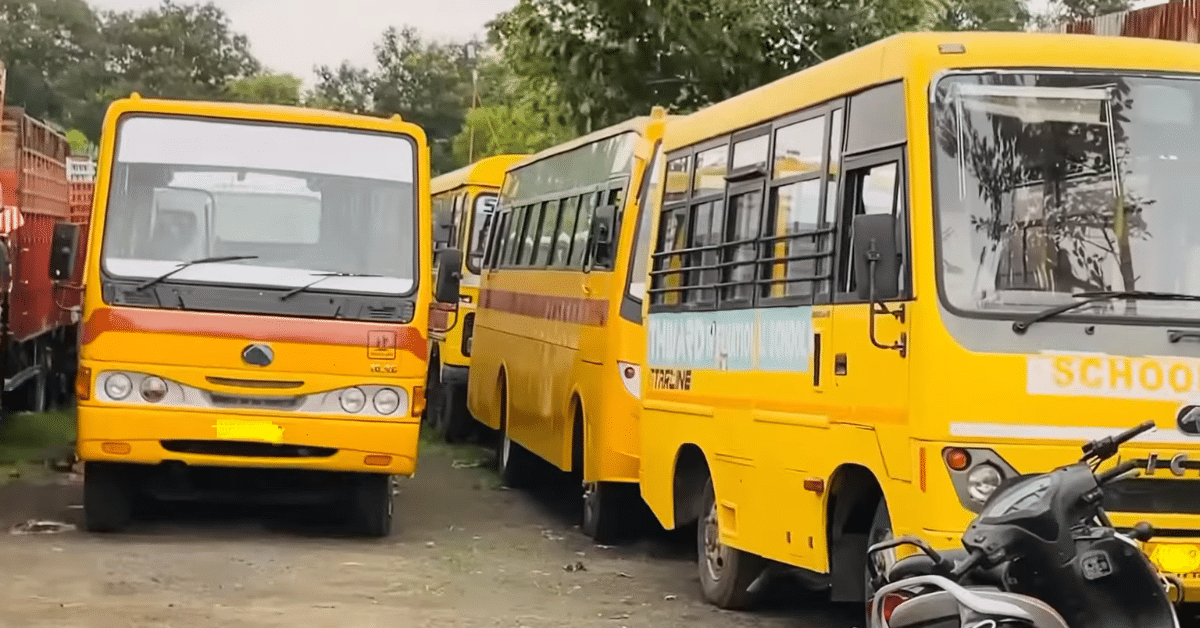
[826,463,885,603]
[569,393,584,477]
[495,366,535,487]
[672,444,709,529]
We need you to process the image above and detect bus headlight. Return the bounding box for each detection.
[373,388,401,415]
[340,387,366,413]
[104,373,132,400]
[967,464,1002,503]
[139,376,167,403]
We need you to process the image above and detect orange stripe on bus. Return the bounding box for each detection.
[479,288,608,327]
[80,306,428,360]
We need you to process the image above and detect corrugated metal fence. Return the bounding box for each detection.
[1052,0,1200,41]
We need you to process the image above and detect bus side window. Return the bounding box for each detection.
[571,193,598,268]
[502,205,526,267]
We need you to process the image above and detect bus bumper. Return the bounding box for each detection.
[76,405,420,476]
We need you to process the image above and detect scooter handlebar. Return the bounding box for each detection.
[1081,420,1155,463]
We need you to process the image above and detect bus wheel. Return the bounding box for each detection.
[498,428,537,488]
[864,500,894,622]
[83,462,132,533]
[697,476,765,610]
[440,384,471,444]
[350,473,393,538]
[582,481,634,543]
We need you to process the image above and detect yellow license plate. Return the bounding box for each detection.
[212,419,284,443]
[1148,543,1200,575]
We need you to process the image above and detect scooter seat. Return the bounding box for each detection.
[887,550,972,581]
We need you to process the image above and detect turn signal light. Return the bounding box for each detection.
[75,366,92,401]
[412,386,425,417]
[363,454,392,467]
[944,447,971,471]
[101,442,131,455]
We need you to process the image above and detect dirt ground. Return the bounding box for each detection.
[0,440,859,628]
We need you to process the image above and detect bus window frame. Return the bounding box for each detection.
[619,140,662,324]
[759,102,844,308]
[832,146,911,305]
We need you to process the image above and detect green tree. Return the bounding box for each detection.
[487,0,926,135]
[99,0,260,98]
[1050,0,1131,21]
[227,72,303,105]
[307,61,375,113]
[450,50,571,163]
[0,0,104,127]
[929,0,1030,31]
[311,26,476,173]
[65,129,88,154]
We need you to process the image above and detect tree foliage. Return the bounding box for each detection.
[0,0,1079,173]
[227,72,303,105]
[929,0,1030,31]
[311,26,476,173]
[487,0,931,135]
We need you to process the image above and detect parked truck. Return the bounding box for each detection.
[0,71,91,417]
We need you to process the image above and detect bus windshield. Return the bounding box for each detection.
[101,115,417,295]
[932,72,1200,320]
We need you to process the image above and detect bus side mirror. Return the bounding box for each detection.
[590,204,616,265]
[852,213,899,302]
[49,222,81,282]
[433,212,453,249]
[434,247,463,304]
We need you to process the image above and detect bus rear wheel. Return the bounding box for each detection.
[697,476,765,609]
[83,462,133,533]
[349,473,393,538]
[498,428,537,488]
[582,481,639,543]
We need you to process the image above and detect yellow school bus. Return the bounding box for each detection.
[69,94,431,537]
[637,31,1200,609]
[426,154,527,442]
[447,109,670,542]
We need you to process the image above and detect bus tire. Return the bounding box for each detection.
[350,473,393,538]
[83,462,132,533]
[582,482,636,543]
[499,429,538,488]
[440,384,471,444]
[864,499,894,621]
[697,475,765,610]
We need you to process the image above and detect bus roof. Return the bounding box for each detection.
[103,96,426,141]
[664,30,1200,152]
[508,113,673,174]
[431,154,528,195]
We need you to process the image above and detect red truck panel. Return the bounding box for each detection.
[0,107,78,342]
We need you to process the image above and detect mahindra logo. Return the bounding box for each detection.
[1177,405,1200,435]
[241,343,274,367]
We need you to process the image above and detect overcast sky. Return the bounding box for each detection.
[90,0,1163,85]
[90,0,520,82]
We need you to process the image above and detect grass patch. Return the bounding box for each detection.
[417,425,501,490]
[0,410,76,465]
[0,409,76,483]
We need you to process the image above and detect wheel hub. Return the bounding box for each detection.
[703,503,726,582]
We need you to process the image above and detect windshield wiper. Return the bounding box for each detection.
[135,255,259,291]
[279,272,381,301]
[1012,290,1200,334]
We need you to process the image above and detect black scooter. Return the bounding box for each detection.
[866,420,1183,628]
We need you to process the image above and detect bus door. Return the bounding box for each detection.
[827,146,913,482]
